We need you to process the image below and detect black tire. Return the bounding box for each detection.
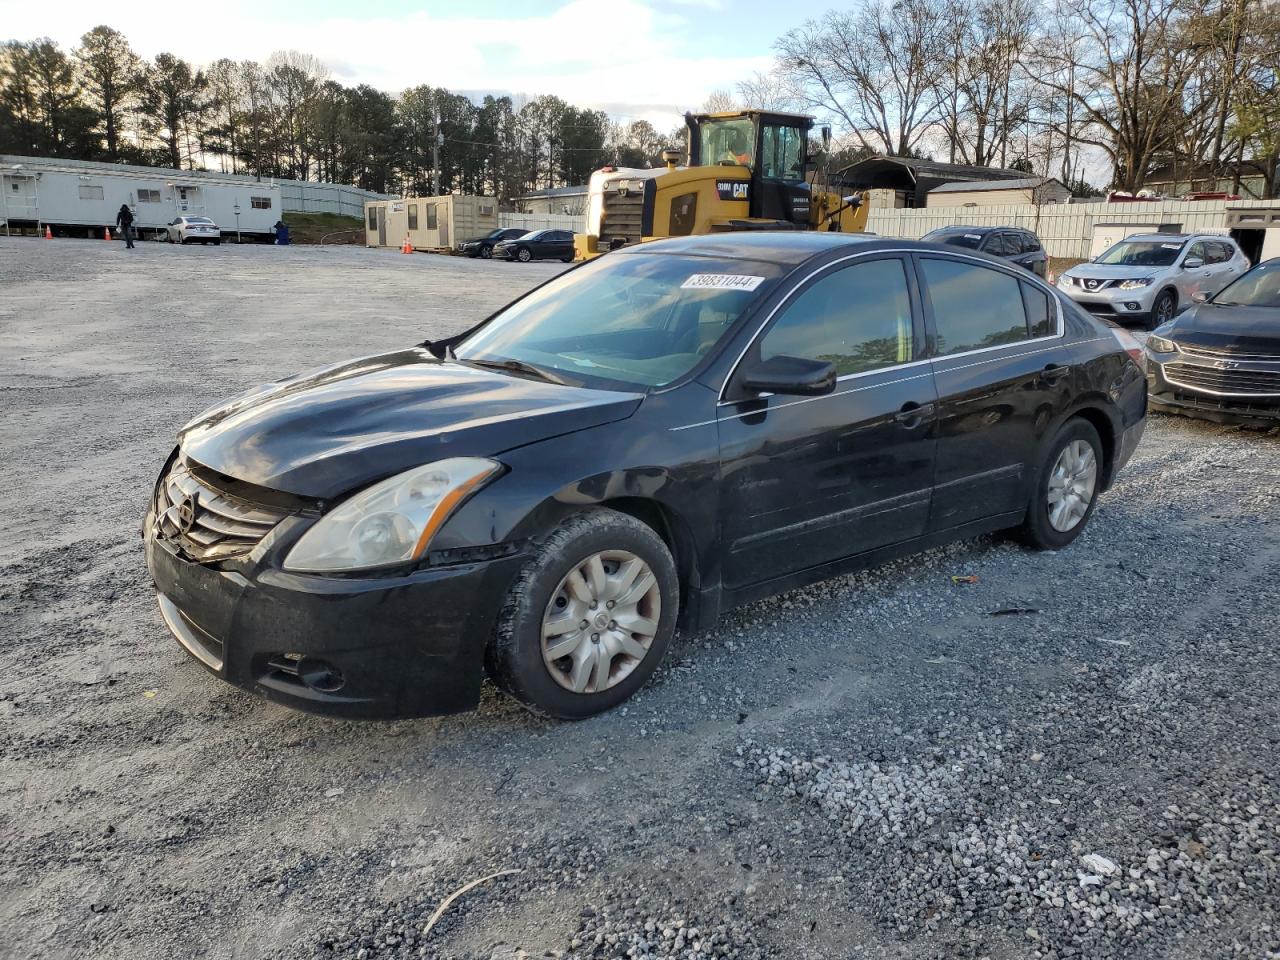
[1148,289,1176,330]
[516,246,532,263]
[480,245,492,259]
[213,239,222,246]
[561,256,573,263]
[487,508,679,719]
[1019,418,1104,550]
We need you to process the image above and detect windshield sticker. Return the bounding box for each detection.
[681,274,766,291]
[1162,243,1181,249]
[964,234,982,240]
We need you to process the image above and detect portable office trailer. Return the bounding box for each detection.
[364,194,499,251]
[0,155,282,240]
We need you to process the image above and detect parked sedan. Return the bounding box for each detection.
[494,228,575,263]
[458,228,529,259]
[920,225,1048,277]
[1057,233,1249,329]
[165,216,222,245]
[144,233,1146,721]
[1146,257,1280,423]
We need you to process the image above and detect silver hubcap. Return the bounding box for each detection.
[1047,440,1098,532]
[541,550,660,694]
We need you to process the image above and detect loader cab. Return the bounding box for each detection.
[686,110,813,227]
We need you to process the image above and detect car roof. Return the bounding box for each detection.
[1121,233,1227,243]
[624,231,883,265]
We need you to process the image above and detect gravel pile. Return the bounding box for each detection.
[746,740,1280,958]
[565,898,768,960]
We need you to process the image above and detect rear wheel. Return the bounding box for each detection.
[517,246,532,263]
[1148,289,1176,330]
[1019,418,1103,550]
[488,509,678,719]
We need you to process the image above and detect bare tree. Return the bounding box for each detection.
[735,68,800,112]
[1037,0,1206,191]
[701,89,736,113]
[775,0,947,156]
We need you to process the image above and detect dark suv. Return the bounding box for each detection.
[921,226,1049,277]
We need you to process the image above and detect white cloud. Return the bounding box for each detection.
[7,0,773,127]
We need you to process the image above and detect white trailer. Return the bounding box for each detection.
[0,155,282,241]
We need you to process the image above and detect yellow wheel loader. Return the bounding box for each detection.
[574,110,868,260]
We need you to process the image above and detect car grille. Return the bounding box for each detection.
[1163,362,1280,397]
[1079,301,1117,315]
[1073,277,1116,291]
[153,459,294,562]
[600,188,647,249]
[1177,342,1280,363]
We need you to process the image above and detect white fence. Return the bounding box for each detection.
[280,180,396,218]
[867,198,1277,260]
[499,211,584,234]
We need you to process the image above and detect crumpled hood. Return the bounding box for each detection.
[1164,303,1280,355]
[178,348,642,499]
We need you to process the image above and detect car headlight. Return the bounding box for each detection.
[1147,334,1178,353]
[1118,278,1153,290]
[283,457,501,572]
[1057,275,1071,288]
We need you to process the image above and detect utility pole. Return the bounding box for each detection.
[431,112,442,195]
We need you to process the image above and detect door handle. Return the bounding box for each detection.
[894,401,935,428]
[1040,363,1071,383]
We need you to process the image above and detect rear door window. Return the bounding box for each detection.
[760,257,915,376]
[921,258,1032,355]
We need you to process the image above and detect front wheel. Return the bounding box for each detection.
[1019,418,1103,550]
[1148,289,1176,330]
[516,247,532,263]
[488,509,678,719]
[480,245,492,259]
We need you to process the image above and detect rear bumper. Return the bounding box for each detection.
[144,520,524,719]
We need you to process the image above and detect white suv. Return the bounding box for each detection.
[1057,234,1249,329]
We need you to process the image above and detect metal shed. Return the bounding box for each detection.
[927,177,1072,208]
[364,195,499,252]
[839,157,1030,208]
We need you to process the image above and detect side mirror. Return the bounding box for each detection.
[740,355,836,397]
[1183,256,1204,269]
[1192,290,1212,303]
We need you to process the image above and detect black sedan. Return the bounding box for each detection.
[144,233,1146,720]
[1146,257,1280,423]
[457,228,528,259]
[493,228,575,263]
[921,225,1049,277]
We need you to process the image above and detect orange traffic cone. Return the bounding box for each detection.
[401,234,413,254]
[104,227,112,241]
[44,225,52,240]
[1047,269,1056,285]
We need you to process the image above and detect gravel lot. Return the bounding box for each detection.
[2,237,1278,960]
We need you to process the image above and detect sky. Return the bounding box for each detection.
[1,0,837,130]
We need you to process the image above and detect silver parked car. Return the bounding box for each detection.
[165,216,222,245]
[1056,234,1249,329]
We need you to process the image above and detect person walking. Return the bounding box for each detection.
[115,203,136,249]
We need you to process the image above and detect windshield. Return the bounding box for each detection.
[454,253,783,388]
[924,230,985,250]
[1096,239,1185,267]
[1214,260,1280,308]
[699,118,755,168]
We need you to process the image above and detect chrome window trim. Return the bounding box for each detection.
[715,247,1065,405]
